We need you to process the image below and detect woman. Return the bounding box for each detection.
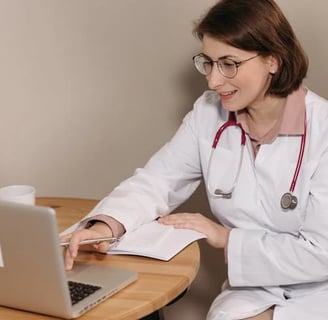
[62,0,328,319]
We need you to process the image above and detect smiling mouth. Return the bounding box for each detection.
[219,90,236,96]
[219,90,237,98]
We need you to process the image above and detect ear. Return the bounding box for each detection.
[267,55,280,75]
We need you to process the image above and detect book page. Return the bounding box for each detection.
[114,222,174,251]
[108,220,206,260]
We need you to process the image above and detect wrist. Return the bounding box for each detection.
[86,220,113,237]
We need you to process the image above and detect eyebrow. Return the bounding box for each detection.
[201,53,238,60]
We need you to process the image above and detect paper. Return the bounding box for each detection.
[108,220,206,261]
[61,220,206,261]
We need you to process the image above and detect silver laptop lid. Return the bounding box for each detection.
[0,201,73,318]
[0,201,137,319]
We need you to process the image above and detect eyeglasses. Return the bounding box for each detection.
[192,53,260,79]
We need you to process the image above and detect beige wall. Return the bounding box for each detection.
[0,1,327,319]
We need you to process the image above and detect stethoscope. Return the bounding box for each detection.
[206,112,307,210]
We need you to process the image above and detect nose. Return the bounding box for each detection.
[206,64,226,90]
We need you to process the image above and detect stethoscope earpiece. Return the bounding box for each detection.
[214,189,232,199]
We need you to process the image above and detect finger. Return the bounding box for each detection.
[88,241,110,253]
[170,220,202,231]
[67,234,83,259]
[66,229,113,259]
[159,213,210,235]
[158,213,191,223]
[64,230,93,261]
[64,245,75,270]
[159,213,202,225]
[63,232,91,270]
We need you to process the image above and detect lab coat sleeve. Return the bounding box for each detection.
[82,101,204,233]
[227,144,328,287]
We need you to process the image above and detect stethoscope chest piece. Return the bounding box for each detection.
[280,192,298,210]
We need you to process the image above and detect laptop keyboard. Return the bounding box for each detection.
[68,281,102,305]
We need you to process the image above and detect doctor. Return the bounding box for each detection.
[62,0,328,319]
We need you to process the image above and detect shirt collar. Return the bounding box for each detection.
[236,87,306,143]
[279,86,306,135]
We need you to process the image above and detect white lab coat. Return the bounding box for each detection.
[86,89,328,319]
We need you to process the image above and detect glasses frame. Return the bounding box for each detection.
[193,53,260,79]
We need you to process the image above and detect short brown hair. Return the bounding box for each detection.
[194,0,308,97]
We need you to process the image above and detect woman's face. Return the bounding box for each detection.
[202,34,277,112]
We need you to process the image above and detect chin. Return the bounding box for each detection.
[221,101,244,113]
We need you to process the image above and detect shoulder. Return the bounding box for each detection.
[305,90,328,154]
[192,90,227,122]
[306,89,328,104]
[306,89,328,127]
[306,89,328,113]
[177,90,228,141]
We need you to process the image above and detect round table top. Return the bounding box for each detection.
[0,197,201,320]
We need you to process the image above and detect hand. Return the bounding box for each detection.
[158,213,230,249]
[61,222,113,271]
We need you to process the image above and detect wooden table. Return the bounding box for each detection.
[0,197,200,320]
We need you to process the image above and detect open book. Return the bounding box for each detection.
[62,220,206,261]
[108,220,206,261]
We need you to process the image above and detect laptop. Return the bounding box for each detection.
[0,201,138,319]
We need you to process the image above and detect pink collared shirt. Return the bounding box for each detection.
[236,87,306,157]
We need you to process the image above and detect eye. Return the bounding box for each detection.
[203,60,213,67]
[220,58,236,68]
[202,60,213,73]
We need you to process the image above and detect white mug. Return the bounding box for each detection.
[0,185,36,205]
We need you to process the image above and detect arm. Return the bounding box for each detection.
[62,94,215,269]
[78,104,204,233]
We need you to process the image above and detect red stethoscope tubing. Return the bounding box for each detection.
[212,113,246,148]
[212,112,306,195]
[290,116,307,193]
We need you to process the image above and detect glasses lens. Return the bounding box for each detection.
[218,58,237,78]
[193,55,212,75]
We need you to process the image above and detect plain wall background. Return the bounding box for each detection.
[0,1,327,319]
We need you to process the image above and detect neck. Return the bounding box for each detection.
[244,96,287,137]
